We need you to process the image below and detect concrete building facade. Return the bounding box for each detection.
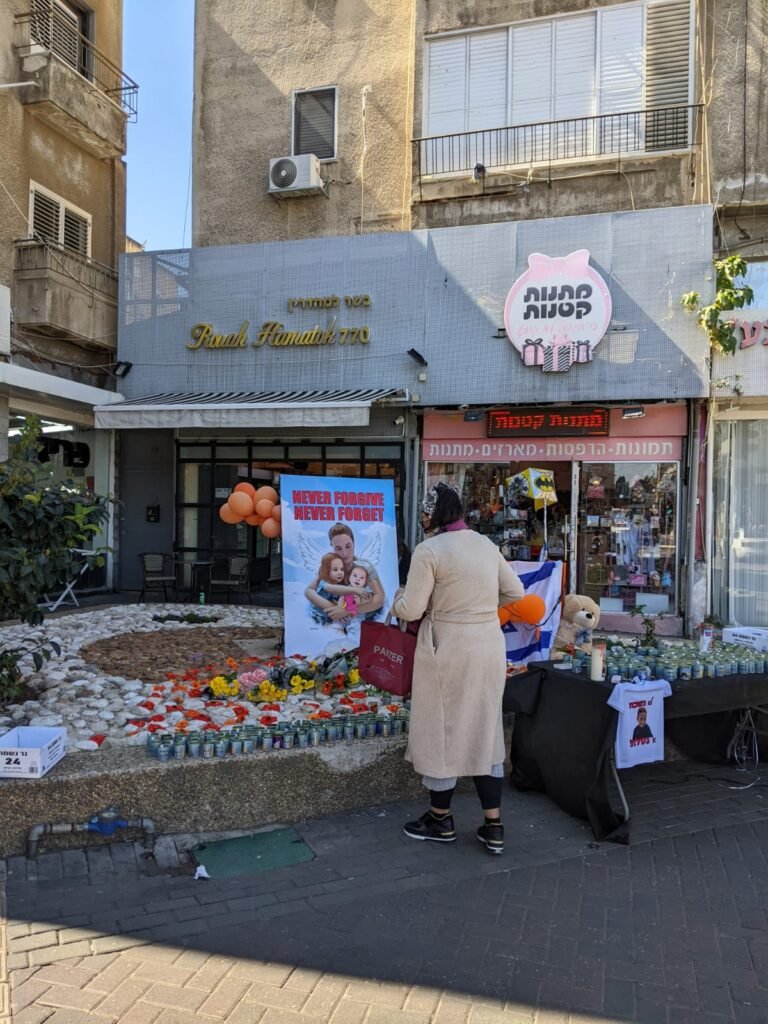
[193,0,767,261]
[0,0,135,584]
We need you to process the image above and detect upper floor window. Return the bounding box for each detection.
[31,0,90,79]
[423,0,692,158]
[29,182,91,259]
[293,87,337,161]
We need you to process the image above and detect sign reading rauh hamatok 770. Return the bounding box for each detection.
[504,250,612,373]
[185,293,374,352]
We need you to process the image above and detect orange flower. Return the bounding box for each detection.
[226,657,239,670]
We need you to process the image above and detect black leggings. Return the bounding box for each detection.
[429,775,502,812]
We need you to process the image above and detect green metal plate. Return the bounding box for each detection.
[191,828,314,879]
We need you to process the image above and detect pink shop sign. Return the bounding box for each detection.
[423,437,682,464]
[504,250,612,373]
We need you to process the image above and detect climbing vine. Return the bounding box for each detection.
[681,255,754,356]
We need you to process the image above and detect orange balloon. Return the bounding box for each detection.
[228,491,254,517]
[219,503,244,525]
[271,503,282,522]
[498,594,546,627]
[254,486,278,504]
[261,517,281,539]
[255,497,274,518]
[245,513,264,526]
[234,482,257,498]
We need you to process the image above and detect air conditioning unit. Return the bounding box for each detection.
[268,154,327,198]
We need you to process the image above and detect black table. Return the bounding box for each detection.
[503,663,768,843]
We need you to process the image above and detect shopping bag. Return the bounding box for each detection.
[358,616,416,697]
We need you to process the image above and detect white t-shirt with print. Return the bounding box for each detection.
[607,679,672,769]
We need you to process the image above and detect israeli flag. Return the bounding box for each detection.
[503,560,563,663]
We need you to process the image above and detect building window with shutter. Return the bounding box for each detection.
[293,87,337,161]
[31,0,91,79]
[422,0,692,172]
[29,182,91,259]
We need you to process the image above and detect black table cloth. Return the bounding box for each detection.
[503,663,768,843]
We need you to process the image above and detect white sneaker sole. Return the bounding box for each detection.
[477,834,504,855]
[403,828,456,843]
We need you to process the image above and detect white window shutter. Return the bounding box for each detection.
[553,14,596,159]
[554,15,596,120]
[645,0,691,149]
[511,22,552,126]
[425,36,467,137]
[31,190,60,244]
[598,5,643,153]
[467,30,507,130]
[63,208,89,257]
[466,30,507,169]
[510,22,552,165]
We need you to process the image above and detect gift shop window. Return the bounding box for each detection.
[578,462,679,617]
[425,462,572,562]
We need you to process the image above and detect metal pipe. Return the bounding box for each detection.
[26,812,157,858]
[685,399,702,637]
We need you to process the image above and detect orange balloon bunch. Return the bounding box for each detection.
[218,484,282,538]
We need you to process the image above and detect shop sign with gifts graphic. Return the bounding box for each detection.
[504,250,612,373]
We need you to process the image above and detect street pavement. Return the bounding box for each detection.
[3,760,768,1024]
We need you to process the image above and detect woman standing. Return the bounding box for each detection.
[392,483,524,855]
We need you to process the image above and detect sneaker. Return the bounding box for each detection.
[477,820,504,855]
[403,810,456,843]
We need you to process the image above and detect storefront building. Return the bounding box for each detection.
[711,311,768,628]
[101,204,712,620]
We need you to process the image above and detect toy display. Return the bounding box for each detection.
[552,593,601,656]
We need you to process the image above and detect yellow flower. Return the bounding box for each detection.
[348,668,360,685]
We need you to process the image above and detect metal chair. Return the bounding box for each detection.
[209,556,252,604]
[137,552,177,602]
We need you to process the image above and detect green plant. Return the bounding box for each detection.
[629,604,664,648]
[0,417,109,701]
[681,255,754,355]
[0,638,61,704]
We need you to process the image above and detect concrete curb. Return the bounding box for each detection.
[0,865,9,1024]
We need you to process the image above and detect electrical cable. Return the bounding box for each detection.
[732,0,750,240]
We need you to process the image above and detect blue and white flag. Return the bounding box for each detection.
[502,560,563,663]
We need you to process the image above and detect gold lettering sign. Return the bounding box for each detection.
[287,294,372,312]
[187,319,371,352]
[187,321,249,350]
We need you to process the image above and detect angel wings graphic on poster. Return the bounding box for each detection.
[279,475,399,659]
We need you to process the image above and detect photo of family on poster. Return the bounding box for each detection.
[280,475,399,658]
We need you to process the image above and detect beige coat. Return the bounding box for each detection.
[392,529,524,779]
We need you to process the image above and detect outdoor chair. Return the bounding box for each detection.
[137,552,177,602]
[209,556,252,604]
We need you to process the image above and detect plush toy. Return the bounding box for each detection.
[552,593,600,657]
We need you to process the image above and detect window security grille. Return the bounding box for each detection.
[30,0,83,74]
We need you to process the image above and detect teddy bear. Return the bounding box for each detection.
[552,593,600,657]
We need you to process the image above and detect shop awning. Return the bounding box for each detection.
[93,388,408,430]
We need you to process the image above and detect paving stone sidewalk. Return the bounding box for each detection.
[3,761,768,1024]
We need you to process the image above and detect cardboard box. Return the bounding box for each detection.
[722,626,768,652]
[0,727,66,778]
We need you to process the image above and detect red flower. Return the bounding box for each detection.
[260,714,278,726]
[91,734,106,746]
[138,701,156,711]
[164,672,178,681]
[148,714,165,723]
[262,702,281,711]
[339,696,353,706]
[202,723,220,732]
[147,723,165,733]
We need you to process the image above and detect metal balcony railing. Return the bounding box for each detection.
[413,103,703,180]
[15,1,138,119]
[15,240,118,299]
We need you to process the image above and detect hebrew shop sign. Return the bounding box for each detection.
[504,250,612,374]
